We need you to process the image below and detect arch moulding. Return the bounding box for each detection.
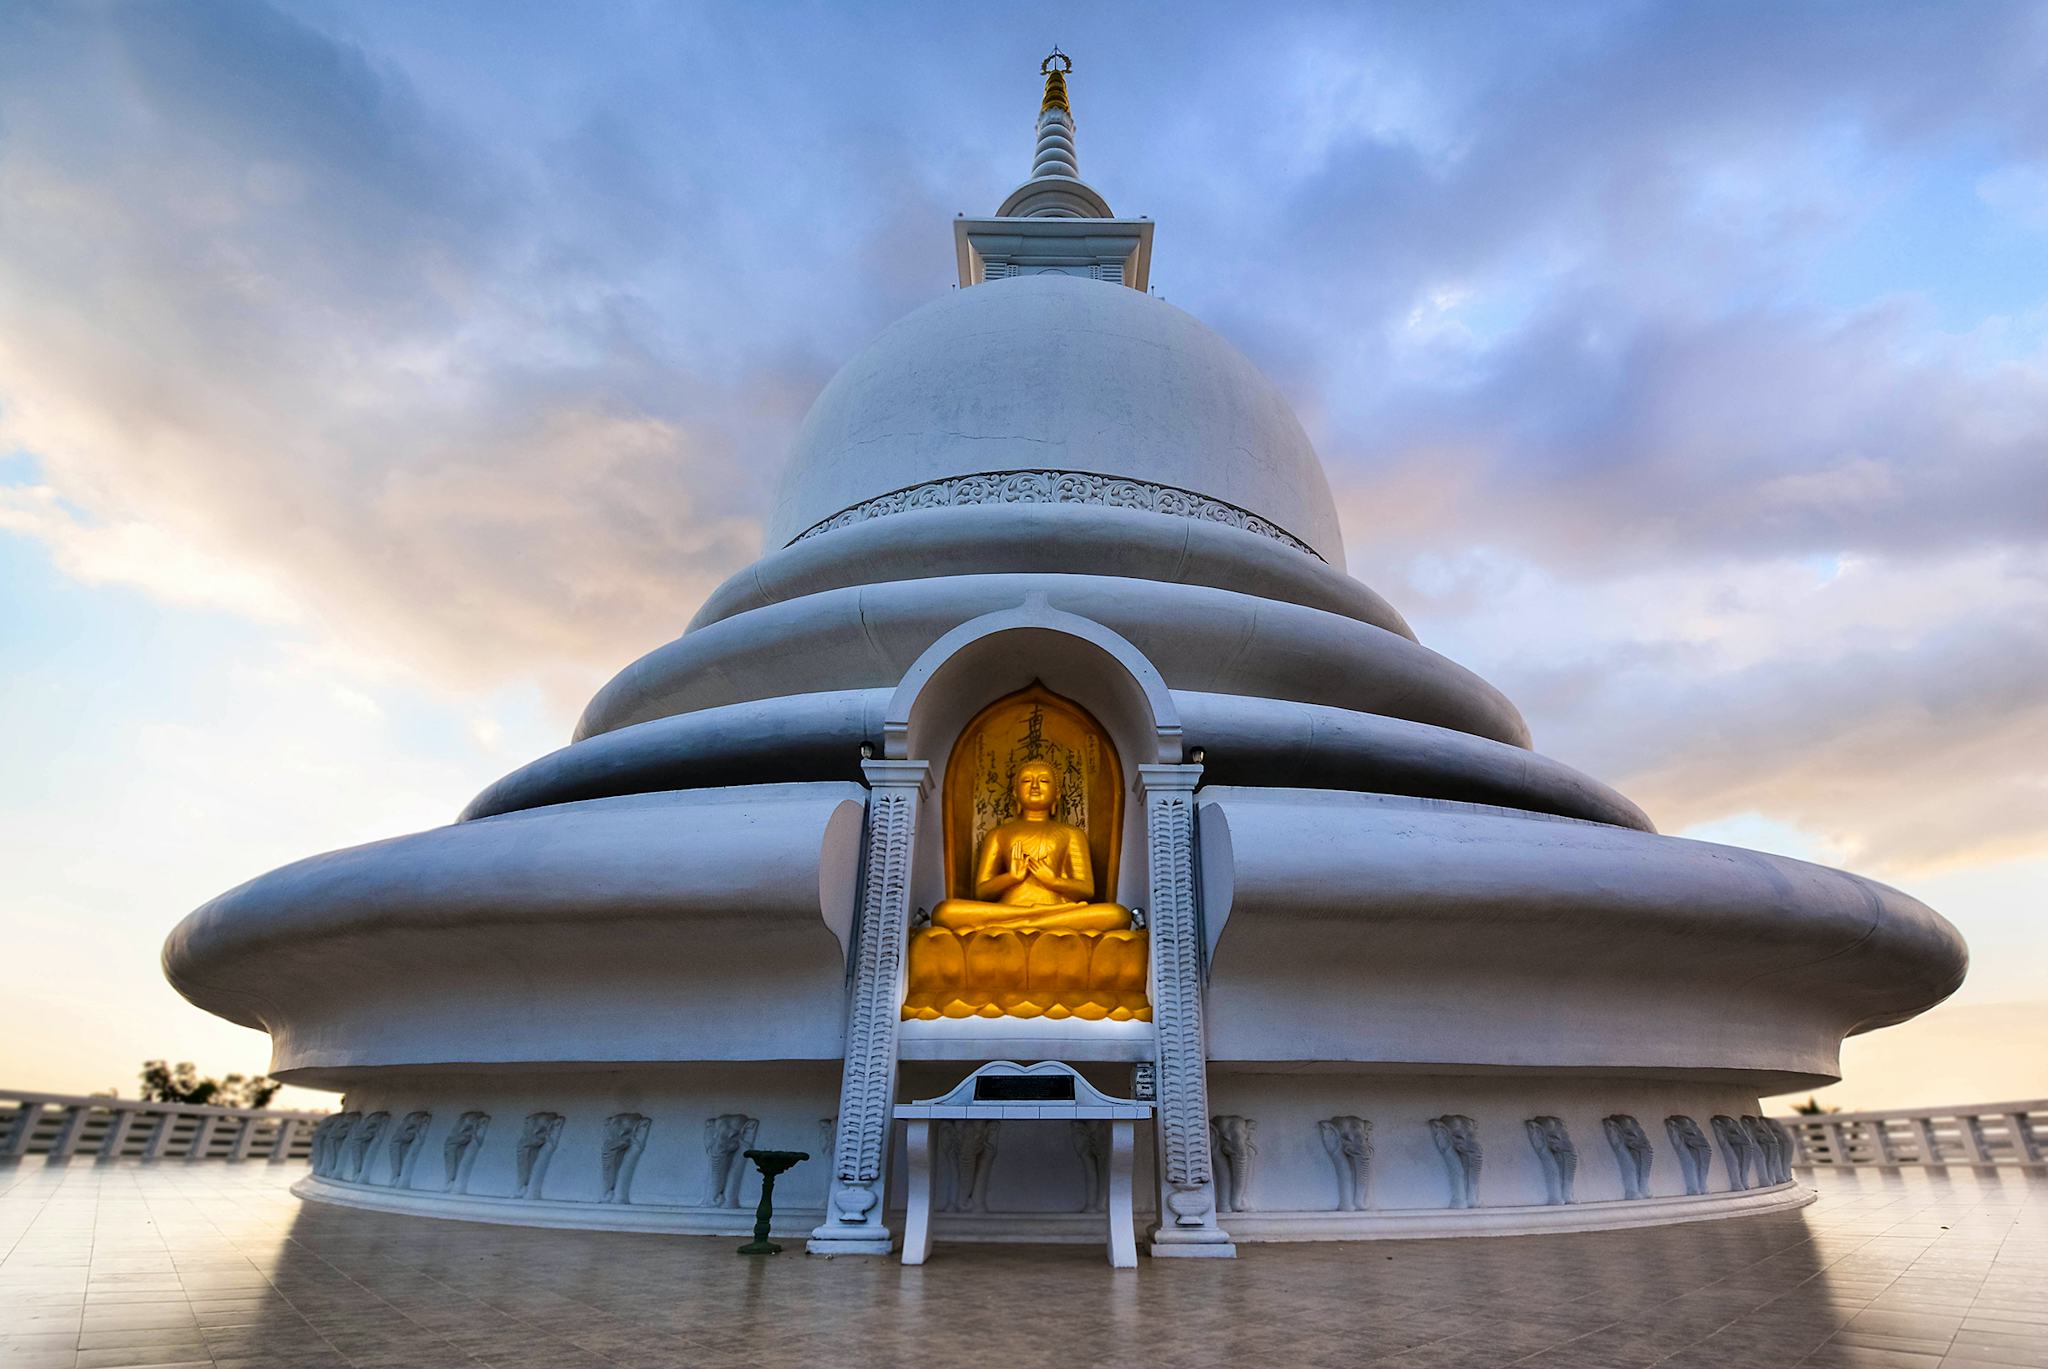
[882,596,1184,768]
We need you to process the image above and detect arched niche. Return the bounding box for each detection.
[885,599,1182,914]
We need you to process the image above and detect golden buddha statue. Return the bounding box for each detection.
[904,699,1150,1023]
[931,761,1130,933]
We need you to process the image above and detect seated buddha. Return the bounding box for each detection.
[932,761,1130,933]
[906,760,1148,1022]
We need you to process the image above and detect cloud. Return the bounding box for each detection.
[0,0,827,703]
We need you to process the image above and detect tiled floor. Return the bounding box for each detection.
[0,1160,2042,1369]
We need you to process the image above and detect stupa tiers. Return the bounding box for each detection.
[166,56,1966,1251]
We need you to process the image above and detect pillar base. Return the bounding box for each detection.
[806,1226,895,1257]
[1147,1226,1237,1258]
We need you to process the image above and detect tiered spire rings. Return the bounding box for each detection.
[1032,48,1080,184]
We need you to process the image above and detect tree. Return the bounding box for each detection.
[1792,1096,1840,1116]
[138,1061,280,1109]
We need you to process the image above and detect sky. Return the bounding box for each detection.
[1,0,2044,1114]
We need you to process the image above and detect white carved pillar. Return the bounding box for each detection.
[809,759,930,1256]
[1137,762,1235,1257]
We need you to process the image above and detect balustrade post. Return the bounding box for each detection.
[269,1118,301,1163]
[139,1110,175,1161]
[1964,1116,1996,1164]
[1871,1118,1898,1164]
[49,1105,90,1160]
[1,1102,45,1160]
[184,1114,219,1161]
[99,1107,136,1162]
[1828,1120,1854,1164]
[228,1116,260,1161]
[1916,1117,1944,1165]
[2008,1112,2044,1165]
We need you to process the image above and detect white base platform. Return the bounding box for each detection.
[1217,1181,1815,1241]
[294,1174,824,1237]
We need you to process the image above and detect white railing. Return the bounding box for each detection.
[1776,1099,2047,1167]
[0,1089,328,1164]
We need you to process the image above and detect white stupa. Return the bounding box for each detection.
[166,55,1965,1253]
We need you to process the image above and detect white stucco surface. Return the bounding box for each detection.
[764,275,1346,559]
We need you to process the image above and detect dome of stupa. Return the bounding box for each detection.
[767,274,1347,561]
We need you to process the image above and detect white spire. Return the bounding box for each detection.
[954,49,1152,290]
[996,49,1113,219]
[1031,59,1080,181]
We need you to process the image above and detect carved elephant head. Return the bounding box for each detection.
[1524,1115,1573,1157]
[1430,1114,1481,1159]
[704,1113,758,1157]
[1603,1114,1651,1155]
[1210,1114,1257,1157]
[1318,1116,1371,1158]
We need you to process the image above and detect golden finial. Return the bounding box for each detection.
[1040,47,1072,114]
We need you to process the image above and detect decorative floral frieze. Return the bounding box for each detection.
[788,469,1322,559]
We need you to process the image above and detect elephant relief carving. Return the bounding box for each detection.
[703,1114,759,1208]
[311,1112,358,1178]
[1665,1116,1714,1196]
[1524,1116,1578,1206]
[1069,1120,1108,1213]
[385,1111,432,1188]
[818,1117,836,1160]
[513,1112,566,1199]
[442,1111,489,1194]
[936,1119,1000,1213]
[1429,1114,1483,1210]
[1209,1115,1257,1213]
[1317,1116,1372,1212]
[1602,1114,1654,1200]
[346,1111,390,1182]
[600,1113,652,1205]
[1743,1115,1789,1186]
[1711,1115,1757,1191]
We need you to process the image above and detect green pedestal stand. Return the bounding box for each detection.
[737,1149,809,1255]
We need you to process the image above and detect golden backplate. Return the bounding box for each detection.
[943,682,1122,906]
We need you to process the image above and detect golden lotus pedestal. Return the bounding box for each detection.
[902,926,1151,1021]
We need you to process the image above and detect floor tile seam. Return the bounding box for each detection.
[407,1261,619,1331]
[261,1239,538,1367]
[1941,1201,2028,1360]
[169,1226,388,1369]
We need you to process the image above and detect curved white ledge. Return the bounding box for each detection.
[690,501,1415,641]
[295,1174,829,1236]
[575,574,1531,748]
[164,784,867,1077]
[1198,787,1967,1088]
[463,690,1647,830]
[1218,1183,1815,1242]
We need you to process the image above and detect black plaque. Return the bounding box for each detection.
[973,1074,1076,1102]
